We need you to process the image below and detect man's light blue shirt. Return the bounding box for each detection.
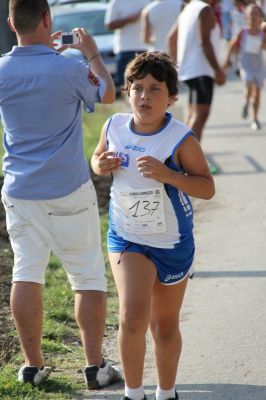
[0,44,105,199]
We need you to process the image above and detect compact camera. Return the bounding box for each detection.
[61,31,80,45]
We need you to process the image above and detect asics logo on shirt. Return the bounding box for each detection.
[115,151,129,167]
[124,144,146,152]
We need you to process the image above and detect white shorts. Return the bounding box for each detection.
[1,181,106,291]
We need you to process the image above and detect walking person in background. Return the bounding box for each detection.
[223,3,266,130]
[258,0,266,20]
[167,0,226,145]
[231,0,246,39]
[91,51,215,400]
[220,0,234,41]
[105,0,151,93]
[230,0,246,75]
[141,0,183,52]
[0,0,121,388]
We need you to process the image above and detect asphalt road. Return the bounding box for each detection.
[172,76,266,400]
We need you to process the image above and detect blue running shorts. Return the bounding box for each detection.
[108,228,195,285]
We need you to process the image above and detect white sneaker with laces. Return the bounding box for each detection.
[84,358,122,389]
[18,365,49,385]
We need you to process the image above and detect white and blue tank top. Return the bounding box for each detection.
[106,112,194,249]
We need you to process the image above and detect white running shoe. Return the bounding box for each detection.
[251,120,261,131]
[84,358,122,389]
[18,365,49,385]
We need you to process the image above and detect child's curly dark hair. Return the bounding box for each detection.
[123,51,179,98]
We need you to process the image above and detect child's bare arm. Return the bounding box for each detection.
[223,30,242,68]
[261,25,266,49]
[91,124,121,176]
[136,135,215,200]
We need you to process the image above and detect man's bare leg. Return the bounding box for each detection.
[184,103,194,127]
[10,282,43,367]
[189,104,211,142]
[75,290,106,366]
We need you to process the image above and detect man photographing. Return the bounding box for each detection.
[0,0,121,389]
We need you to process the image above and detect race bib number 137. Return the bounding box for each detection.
[120,187,166,234]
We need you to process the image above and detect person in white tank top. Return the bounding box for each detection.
[91,52,215,400]
[167,0,226,143]
[141,0,183,51]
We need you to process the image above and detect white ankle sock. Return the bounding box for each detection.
[156,386,176,400]
[125,384,145,400]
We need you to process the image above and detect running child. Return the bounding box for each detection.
[91,52,215,400]
[224,3,266,130]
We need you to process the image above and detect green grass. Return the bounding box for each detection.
[0,365,82,400]
[0,103,124,399]
[82,101,130,161]
[0,236,117,399]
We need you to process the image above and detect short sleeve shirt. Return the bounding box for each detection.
[0,45,105,199]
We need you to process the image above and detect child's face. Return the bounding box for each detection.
[246,6,263,27]
[129,73,176,132]
[234,1,244,11]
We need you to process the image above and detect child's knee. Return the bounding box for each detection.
[150,317,180,341]
[120,306,149,334]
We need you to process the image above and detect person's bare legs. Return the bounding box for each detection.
[75,290,106,366]
[251,85,260,122]
[10,282,43,368]
[150,276,188,389]
[184,103,194,127]
[109,252,157,388]
[242,83,252,116]
[188,104,211,142]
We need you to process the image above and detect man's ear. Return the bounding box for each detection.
[8,17,16,33]
[43,11,51,28]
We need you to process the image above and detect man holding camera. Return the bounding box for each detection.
[0,0,121,389]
